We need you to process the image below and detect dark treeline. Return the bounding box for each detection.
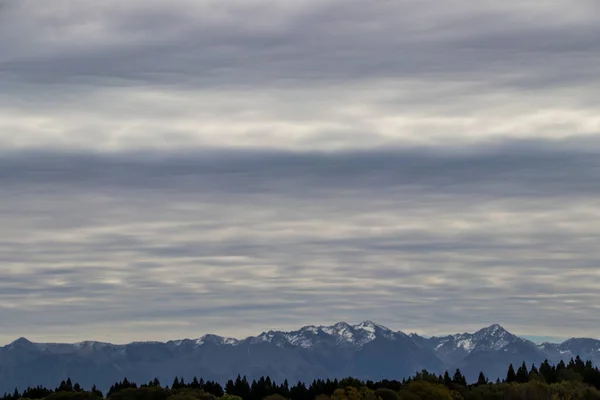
[3,357,600,400]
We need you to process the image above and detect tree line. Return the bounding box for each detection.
[3,356,600,400]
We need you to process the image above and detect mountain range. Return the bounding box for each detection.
[1,322,599,394]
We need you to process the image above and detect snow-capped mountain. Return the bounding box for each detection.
[248,321,398,349]
[538,338,600,364]
[1,322,599,395]
[418,324,536,365]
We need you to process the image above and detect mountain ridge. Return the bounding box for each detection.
[1,321,599,394]
[6,321,597,349]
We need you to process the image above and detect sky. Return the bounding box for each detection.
[1,0,599,345]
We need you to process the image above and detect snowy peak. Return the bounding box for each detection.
[191,334,240,346]
[203,334,238,345]
[451,333,476,352]
[318,320,397,346]
[246,321,400,349]
[555,338,600,357]
[470,324,517,349]
[162,335,240,348]
[251,330,290,347]
[423,324,529,364]
[536,338,600,368]
[356,320,389,333]
[559,338,600,351]
[322,321,358,341]
[474,324,511,339]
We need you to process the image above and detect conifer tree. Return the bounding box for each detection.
[452,369,467,386]
[516,361,529,383]
[477,371,488,386]
[226,380,235,395]
[443,371,452,387]
[506,363,517,383]
[91,385,103,398]
[539,359,555,383]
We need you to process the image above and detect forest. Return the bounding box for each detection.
[3,357,600,400]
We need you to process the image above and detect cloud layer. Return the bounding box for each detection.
[1,0,599,343]
[1,145,600,343]
[1,0,599,151]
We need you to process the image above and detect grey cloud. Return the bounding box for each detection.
[1,0,598,87]
[0,0,599,344]
[2,139,599,197]
[1,143,600,343]
[0,1,597,154]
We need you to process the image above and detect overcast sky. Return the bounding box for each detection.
[1,0,599,345]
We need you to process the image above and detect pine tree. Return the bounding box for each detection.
[529,363,545,382]
[530,364,539,375]
[203,381,224,397]
[91,385,103,398]
[452,369,467,386]
[540,359,555,383]
[574,356,585,373]
[226,380,235,395]
[282,379,290,397]
[56,379,74,393]
[506,363,517,383]
[516,361,529,383]
[191,377,199,389]
[477,371,488,386]
[443,371,452,387]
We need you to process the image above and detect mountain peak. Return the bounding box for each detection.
[356,320,383,329]
[251,321,402,349]
[7,337,35,349]
[298,325,319,333]
[196,334,239,346]
[355,320,394,335]
[426,324,525,362]
[476,324,510,337]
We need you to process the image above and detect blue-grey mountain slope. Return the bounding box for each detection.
[1,322,599,394]
[412,324,551,381]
